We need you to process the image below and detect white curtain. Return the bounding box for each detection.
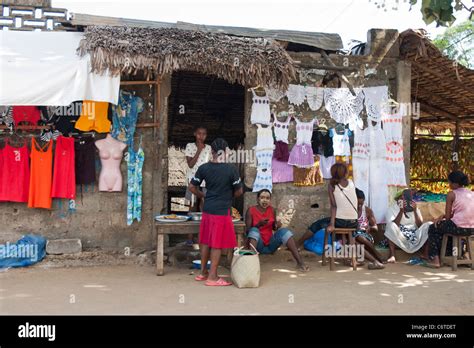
[0,31,120,106]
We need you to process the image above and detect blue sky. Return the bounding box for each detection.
[53,0,472,46]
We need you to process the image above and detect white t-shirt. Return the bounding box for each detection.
[185,143,211,186]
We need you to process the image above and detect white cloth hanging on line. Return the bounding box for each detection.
[363,86,389,122]
[265,87,286,103]
[324,88,365,125]
[329,128,352,157]
[386,141,407,187]
[286,84,306,106]
[254,124,274,151]
[253,167,273,192]
[352,126,370,203]
[0,31,120,106]
[305,86,324,111]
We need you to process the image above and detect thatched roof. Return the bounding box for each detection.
[400,29,474,132]
[78,26,296,90]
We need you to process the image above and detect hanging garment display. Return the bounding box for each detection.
[253,167,273,192]
[382,111,403,144]
[254,124,274,151]
[273,116,291,143]
[111,90,145,147]
[265,87,286,103]
[386,141,407,187]
[318,155,336,180]
[95,134,127,192]
[250,89,271,125]
[0,31,120,106]
[52,102,83,136]
[127,139,145,225]
[305,86,324,111]
[352,126,370,200]
[367,121,389,223]
[363,86,388,122]
[330,127,352,156]
[75,137,96,185]
[0,139,30,202]
[0,106,13,127]
[75,101,111,133]
[288,118,316,168]
[324,88,364,125]
[286,84,306,106]
[51,136,76,199]
[293,156,324,186]
[311,127,334,157]
[28,138,53,209]
[12,106,41,126]
[273,141,290,162]
[272,157,293,183]
[255,149,273,169]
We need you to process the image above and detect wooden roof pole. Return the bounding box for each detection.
[320,50,356,96]
[416,99,458,121]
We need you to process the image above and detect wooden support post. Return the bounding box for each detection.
[320,50,356,96]
[156,233,164,276]
[453,119,460,171]
[396,60,412,186]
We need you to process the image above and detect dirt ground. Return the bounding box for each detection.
[0,254,472,315]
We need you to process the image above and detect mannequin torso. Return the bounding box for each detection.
[95,134,127,192]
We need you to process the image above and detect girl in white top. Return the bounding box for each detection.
[327,162,359,233]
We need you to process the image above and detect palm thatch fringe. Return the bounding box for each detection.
[78,26,296,90]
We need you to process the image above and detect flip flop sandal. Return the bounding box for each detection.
[407,257,423,265]
[368,262,385,270]
[421,262,440,269]
[194,274,208,281]
[205,278,232,286]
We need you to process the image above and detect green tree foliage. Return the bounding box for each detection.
[410,0,473,27]
[433,20,474,68]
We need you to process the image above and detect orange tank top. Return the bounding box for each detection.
[75,101,111,133]
[28,138,53,209]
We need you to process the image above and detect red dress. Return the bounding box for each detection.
[249,206,275,246]
[52,136,76,199]
[0,139,30,202]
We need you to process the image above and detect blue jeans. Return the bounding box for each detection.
[247,227,294,254]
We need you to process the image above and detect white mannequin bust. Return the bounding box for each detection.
[95,134,127,192]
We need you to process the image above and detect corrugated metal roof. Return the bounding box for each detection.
[68,13,343,51]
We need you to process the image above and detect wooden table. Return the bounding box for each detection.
[155,220,246,276]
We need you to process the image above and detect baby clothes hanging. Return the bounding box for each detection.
[272,157,293,183]
[286,84,306,106]
[363,86,388,122]
[386,141,407,187]
[382,111,403,144]
[256,149,273,169]
[288,118,315,168]
[52,136,76,199]
[330,128,352,156]
[273,116,291,143]
[254,124,274,151]
[273,115,291,162]
[127,138,145,225]
[324,88,364,125]
[367,121,389,223]
[28,138,53,209]
[311,127,334,157]
[0,138,30,202]
[253,167,273,192]
[305,86,324,111]
[318,155,336,179]
[250,90,271,125]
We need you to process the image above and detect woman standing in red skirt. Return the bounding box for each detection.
[189,138,243,286]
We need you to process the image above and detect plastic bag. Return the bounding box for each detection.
[0,234,46,269]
